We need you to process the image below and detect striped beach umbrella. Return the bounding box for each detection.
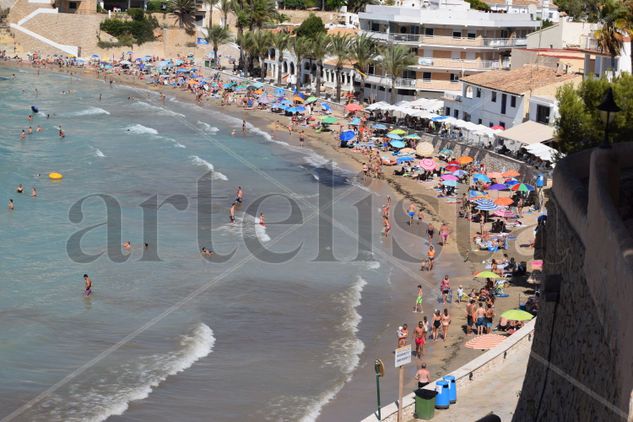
[511,183,535,192]
[475,199,498,211]
[441,174,459,181]
[419,158,437,171]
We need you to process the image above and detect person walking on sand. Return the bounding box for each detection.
[441,308,451,341]
[415,363,431,388]
[407,203,417,226]
[83,274,93,296]
[397,323,409,347]
[414,321,426,357]
[427,222,435,242]
[426,245,436,271]
[431,309,441,341]
[440,223,449,245]
[440,275,450,304]
[413,284,423,313]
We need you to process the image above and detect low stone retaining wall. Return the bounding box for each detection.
[362,319,536,422]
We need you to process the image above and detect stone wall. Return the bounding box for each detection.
[512,144,633,422]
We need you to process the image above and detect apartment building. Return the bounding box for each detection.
[481,0,560,23]
[443,65,580,129]
[358,0,540,102]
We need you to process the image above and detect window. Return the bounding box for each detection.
[454,109,459,118]
[446,107,451,116]
[452,31,462,39]
[491,91,497,102]
[465,86,473,98]
[476,88,481,98]
[69,1,77,9]
[425,27,434,36]
[467,33,476,39]
[422,72,432,81]
[511,96,517,107]
[499,122,506,129]
[478,119,483,124]
[536,105,551,124]
[371,22,380,32]
[450,73,459,82]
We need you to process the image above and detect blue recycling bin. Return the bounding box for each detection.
[443,375,456,403]
[435,380,450,409]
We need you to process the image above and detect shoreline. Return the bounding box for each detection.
[1,61,539,421]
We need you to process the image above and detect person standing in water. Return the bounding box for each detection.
[229,202,236,224]
[31,186,37,197]
[258,212,266,227]
[242,120,247,134]
[83,274,93,296]
[235,186,243,204]
[8,199,14,210]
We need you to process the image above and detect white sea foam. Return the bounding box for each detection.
[133,101,185,117]
[67,107,110,117]
[174,142,186,148]
[366,261,381,270]
[253,216,271,243]
[35,323,214,422]
[124,124,158,135]
[190,155,228,181]
[93,148,106,158]
[197,121,219,133]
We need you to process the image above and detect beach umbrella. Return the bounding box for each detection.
[439,148,453,155]
[474,270,502,279]
[174,59,184,65]
[487,183,508,191]
[275,87,285,96]
[321,102,332,112]
[457,156,474,165]
[372,123,387,130]
[396,156,415,164]
[293,96,304,103]
[286,107,298,113]
[473,173,491,183]
[258,94,270,104]
[390,140,406,149]
[400,148,416,155]
[465,334,507,350]
[419,158,437,171]
[511,183,535,192]
[387,133,403,140]
[441,174,459,181]
[295,105,306,113]
[487,172,504,180]
[339,130,356,141]
[404,133,421,140]
[120,60,131,65]
[475,199,498,211]
[415,142,434,157]
[389,129,407,135]
[504,179,519,187]
[494,197,514,207]
[501,309,534,321]
[345,103,363,112]
[280,99,292,106]
[502,169,520,178]
[431,115,448,122]
[491,125,505,131]
[494,209,517,218]
[320,116,337,124]
[469,190,486,198]
[442,180,458,187]
[306,96,318,104]
[445,164,460,172]
[350,117,361,126]
[452,169,467,177]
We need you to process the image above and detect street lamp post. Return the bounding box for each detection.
[598,87,621,149]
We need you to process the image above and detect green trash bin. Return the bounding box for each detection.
[414,388,437,420]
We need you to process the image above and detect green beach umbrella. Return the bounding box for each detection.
[474,271,502,279]
[404,133,421,140]
[500,309,534,321]
[320,116,338,124]
[306,96,318,104]
[388,129,407,135]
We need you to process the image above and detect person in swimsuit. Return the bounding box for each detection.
[414,321,426,357]
[299,130,305,147]
[440,223,449,245]
[441,308,451,341]
[417,208,424,225]
[413,284,423,313]
[83,274,93,296]
[229,202,236,223]
[8,199,14,210]
[427,223,435,241]
[415,363,431,388]
[407,203,417,226]
[16,184,24,193]
[440,275,450,304]
[383,215,391,237]
[242,119,247,134]
[398,323,409,347]
[31,186,37,197]
[485,303,495,334]
[201,247,214,257]
[431,310,441,341]
[235,186,243,204]
[122,241,132,251]
[426,245,436,271]
[258,212,266,227]
[20,130,26,140]
[476,303,486,335]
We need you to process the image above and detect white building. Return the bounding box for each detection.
[358,0,540,102]
[583,36,632,80]
[443,65,580,129]
[481,0,560,23]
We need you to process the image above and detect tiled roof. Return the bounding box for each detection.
[461,65,578,95]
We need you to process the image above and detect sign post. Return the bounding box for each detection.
[374,359,384,420]
[394,345,412,422]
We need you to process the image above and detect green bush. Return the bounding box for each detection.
[127,7,145,21]
[294,13,325,38]
[283,0,305,9]
[100,14,157,46]
[146,0,167,12]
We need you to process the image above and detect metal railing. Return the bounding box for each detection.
[362,31,527,48]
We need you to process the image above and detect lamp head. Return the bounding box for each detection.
[598,87,621,124]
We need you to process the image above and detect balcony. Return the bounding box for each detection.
[362,31,527,49]
[413,57,511,71]
[364,74,417,88]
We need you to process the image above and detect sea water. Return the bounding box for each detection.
[0,69,398,421]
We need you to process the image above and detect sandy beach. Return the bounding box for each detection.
[1,60,540,421]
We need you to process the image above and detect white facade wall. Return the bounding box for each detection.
[526,21,600,50]
[528,95,558,125]
[445,84,525,128]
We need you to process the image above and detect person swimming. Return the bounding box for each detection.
[123,241,132,250]
[8,199,14,210]
[16,184,24,193]
[31,186,37,197]
[201,247,214,257]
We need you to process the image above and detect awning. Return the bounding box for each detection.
[496,121,555,146]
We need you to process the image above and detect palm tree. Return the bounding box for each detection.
[328,34,351,103]
[381,44,416,104]
[291,36,310,89]
[249,0,280,30]
[232,0,251,69]
[249,30,272,81]
[205,0,219,28]
[207,25,232,65]
[309,32,330,97]
[272,32,291,86]
[219,0,231,28]
[595,0,626,74]
[346,0,377,13]
[169,0,197,34]
[349,33,378,104]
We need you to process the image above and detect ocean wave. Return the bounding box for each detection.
[66,107,110,117]
[34,323,215,422]
[254,216,271,243]
[246,124,290,147]
[124,124,158,135]
[93,148,106,158]
[133,101,185,118]
[197,121,219,133]
[190,155,228,181]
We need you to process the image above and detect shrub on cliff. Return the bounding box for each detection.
[294,13,325,38]
[100,13,158,46]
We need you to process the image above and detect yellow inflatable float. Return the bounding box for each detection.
[49,172,63,180]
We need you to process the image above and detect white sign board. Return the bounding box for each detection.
[394,345,412,367]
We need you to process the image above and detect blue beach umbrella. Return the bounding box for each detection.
[350,117,361,126]
[387,133,402,140]
[397,156,415,164]
[453,169,467,177]
[280,99,292,106]
[339,131,356,141]
[372,123,387,130]
[488,183,508,191]
[469,190,486,198]
[504,179,519,187]
[473,173,491,183]
[286,107,298,113]
[275,87,285,96]
[321,102,332,112]
[442,180,458,187]
[432,116,448,122]
[295,105,306,113]
[475,199,498,211]
[390,140,406,149]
